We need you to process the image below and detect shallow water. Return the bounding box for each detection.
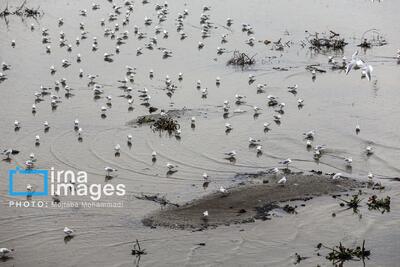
[0,0,399,266]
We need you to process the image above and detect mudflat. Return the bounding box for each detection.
[143,174,361,230]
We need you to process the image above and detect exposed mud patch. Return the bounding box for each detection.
[143,174,363,230]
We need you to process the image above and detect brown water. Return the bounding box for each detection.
[1,0,400,266]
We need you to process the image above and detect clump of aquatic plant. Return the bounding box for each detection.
[317,240,370,265]
[367,195,390,213]
[339,193,362,213]
[151,116,180,132]
[227,50,256,66]
[306,31,348,51]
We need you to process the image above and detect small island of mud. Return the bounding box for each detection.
[143,173,362,230]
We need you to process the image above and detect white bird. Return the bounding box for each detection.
[306,140,312,148]
[263,122,271,129]
[279,158,292,167]
[253,106,262,114]
[273,115,281,122]
[313,149,321,159]
[25,158,34,168]
[249,137,261,145]
[368,172,374,179]
[127,135,132,143]
[256,145,263,153]
[0,248,14,258]
[219,186,228,194]
[366,146,374,155]
[14,120,20,128]
[151,151,157,159]
[225,123,233,131]
[224,150,237,158]
[166,162,177,170]
[203,210,209,217]
[202,173,209,180]
[77,128,83,137]
[196,80,201,88]
[114,144,121,153]
[287,84,298,93]
[345,51,364,74]
[44,121,49,130]
[303,130,315,139]
[278,176,287,185]
[311,69,316,79]
[35,135,40,144]
[26,184,33,191]
[332,173,342,180]
[104,53,114,61]
[64,227,74,236]
[270,167,280,174]
[191,117,196,124]
[361,64,373,81]
[248,74,255,82]
[344,157,353,166]
[1,149,19,159]
[105,166,117,175]
[201,88,208,97]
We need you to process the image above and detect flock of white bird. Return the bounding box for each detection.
[1,0,399,255]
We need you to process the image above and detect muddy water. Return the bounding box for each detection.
[0,0,399,266]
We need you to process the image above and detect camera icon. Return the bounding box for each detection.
[9,167,49,197]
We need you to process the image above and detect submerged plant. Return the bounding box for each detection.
[339,193,363,213]
[367,195,390,213]
[317,240,370,265]
[151,116,180,133]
